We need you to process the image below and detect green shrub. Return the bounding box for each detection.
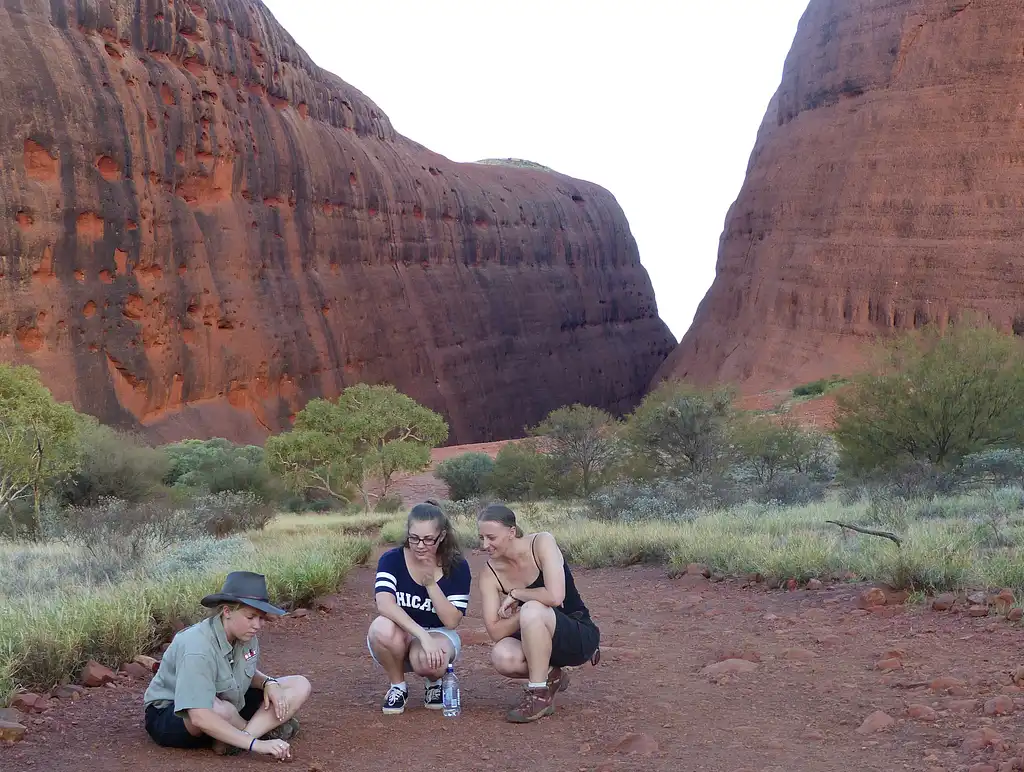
[792,377,844,397]
[434,452,495,500]
[163,438,282,502]
[486,441,557,500]
[834,320,1024,472]
[56,424,169,507]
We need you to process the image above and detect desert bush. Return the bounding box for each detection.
[957,448,1024,488]
[55,423,169,508]
[834,320,1024,472]
[730,416,835,485]
[486,440,557,500]
[625,381,734,477]
[586,480,704,523]
[792,376,845,398]
[434,452,495,500]
[163,438,282,502]
[529,405,622,495]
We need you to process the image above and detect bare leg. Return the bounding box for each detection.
[491,637,529,678]
[242,676,312,740]
[367,616,411,685]
[518,601,556,684]
[408,633,456,680]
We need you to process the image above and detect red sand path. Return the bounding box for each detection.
[7,550,1024,771]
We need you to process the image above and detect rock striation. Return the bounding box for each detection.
[662,0,1024,392]
[0,0,675,445]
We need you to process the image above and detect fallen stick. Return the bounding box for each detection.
[825,520,902,547]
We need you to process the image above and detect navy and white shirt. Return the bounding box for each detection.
[374,547,472,629]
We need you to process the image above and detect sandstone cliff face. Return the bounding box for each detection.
[662,0,1024,392]
[0,0,675,444]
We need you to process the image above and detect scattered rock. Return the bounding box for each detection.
[857,588,887,608]
[968,764,997,772]
[806,578,823,590]
[782,647,816,662]
[875,658,903,672]
[992,589,1015,612]
[817,634,843,647]
[0,708,26,724]
[50,685,83,701]
[133,655,159,673]
[612,733,659,755]
[80,660,115,688]
[121,662,151,680]
[701,659,758,678]
[856,710,895,734]
[907,704,937,721]
[932,593,956,611]
[289,608,310,618]
[930,676,967,693]
[948,699,980,713]
[1009,608,1023,622]
[10,693,44,714]
[968,591,989,606]
[801,728,825,741]
[684,563,710,578]
[969,605,990,618]
[0,720,26,743]
[1013,666,1024,686]
[985,695,1015,715]
[676,574,710,589]
[963,727,1006,753]
[714,649,761,664]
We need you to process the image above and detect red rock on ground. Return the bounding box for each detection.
[0,0,675,447]
[80,661,115,688]
[659,0,1024,395]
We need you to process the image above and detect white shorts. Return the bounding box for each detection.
[367,627,462,673]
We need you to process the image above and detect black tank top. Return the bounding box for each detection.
[487,534,589,618]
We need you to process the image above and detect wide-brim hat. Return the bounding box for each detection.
[200,571,286,616]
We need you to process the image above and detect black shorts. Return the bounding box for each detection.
[144,687,262,749]
[514,608,600,668]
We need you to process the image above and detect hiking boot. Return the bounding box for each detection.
[262,717,299,741]
[506,686,555,723]
[424,682,443,710]
[382,685,408,715]
[547,667,570,696]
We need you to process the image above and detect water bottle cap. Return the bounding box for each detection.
[447,663,454,671]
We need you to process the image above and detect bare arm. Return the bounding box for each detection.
[187,708,255,749]
[480,567,521,641]
[509,532,565,607]
[424,581,464,629]
[375,591,432,642]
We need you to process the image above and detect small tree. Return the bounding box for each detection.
[731,416,831,485]
[266,384,448,510]
[0,365,81,532]
[835,321,1024,472]
[528,405,620,496]
[625,381,734,477]
[435,452,495,501]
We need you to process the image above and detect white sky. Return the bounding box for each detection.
[260,1,810,342]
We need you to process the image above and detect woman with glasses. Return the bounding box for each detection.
[367,500,472,714]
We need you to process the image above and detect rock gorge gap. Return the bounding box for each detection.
[662,0,1024,393]
[0,0,676,445]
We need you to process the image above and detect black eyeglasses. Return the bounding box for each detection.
[408,534,441,546]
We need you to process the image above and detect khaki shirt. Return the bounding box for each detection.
[143,613,260,716]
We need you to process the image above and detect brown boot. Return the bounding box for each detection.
[546,667,570,696]
[506,686,555,723]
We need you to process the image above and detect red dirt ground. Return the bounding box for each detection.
[6,551,1024,772]
[387,440,512,505]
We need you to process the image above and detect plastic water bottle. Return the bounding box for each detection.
[442,663,461,717]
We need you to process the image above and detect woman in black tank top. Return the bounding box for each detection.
[477,504,600,724]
